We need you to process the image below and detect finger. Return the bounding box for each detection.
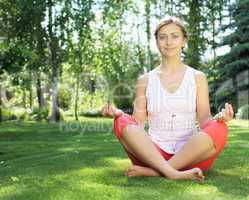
[221,111,226,121]
[101,105,107,113]
[217,112,225,122]
[222,108,226,115]
[221,108,227,121]
[213,113,219,120]
[104,107,110,116]
[229,104,234,118]
[102,108,107,116]
[108,104,113,113]
[225,103,230,119]
[108,106,114,115]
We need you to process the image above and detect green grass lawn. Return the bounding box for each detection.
[0,118,248,200]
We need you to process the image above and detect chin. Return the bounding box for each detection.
[162,51,181,57]
[162,52,179,58]
[160,49,180,57]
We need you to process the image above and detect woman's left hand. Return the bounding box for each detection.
[213,103,234,122]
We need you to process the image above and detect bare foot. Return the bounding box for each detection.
[124,165,161,177]
[124,165,205,181]
[177,168,205,181]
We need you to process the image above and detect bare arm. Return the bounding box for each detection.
[195,71,234,128]
[195,72,213,128]
[131,73,149,127]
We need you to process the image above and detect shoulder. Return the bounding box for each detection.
[135,73,148,95]
[187,66,207,86]
[192,68,208,89]
[195,70,207,83]
[134,73,148,96]
[137,73,149,86]
[136,67,160,89]
[136,69,155,88]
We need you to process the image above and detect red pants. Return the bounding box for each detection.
[114,114,228,171]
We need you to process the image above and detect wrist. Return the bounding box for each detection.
[200,117,213,129]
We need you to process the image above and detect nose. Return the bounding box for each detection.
[166,36,172,46]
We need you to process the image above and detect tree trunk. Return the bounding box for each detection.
[136,20,146,73]
[211,0,217,68]
[50,67,60,123]
[48,0,60,123]
[22,89,26,108]
[36,71,45,109]
[0,76,2,123]
[170,0,174,14]
[232,76,238,112]
[74,73,79,121]
[29,70,33,109]
[185,0,202,68]
[145,0,152,71]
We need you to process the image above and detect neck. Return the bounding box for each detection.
[160,57,184,72]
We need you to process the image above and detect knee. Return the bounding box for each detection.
[198,132,216,149]
[203,120,228,137]
[212,120,228,138]
[202,120,228,153]
[113,114,138,139]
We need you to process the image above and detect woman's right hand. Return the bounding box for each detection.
[101,103,123,118]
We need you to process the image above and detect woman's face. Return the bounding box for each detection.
[156,23,186,58]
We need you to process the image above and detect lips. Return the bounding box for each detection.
[164,48,176,51]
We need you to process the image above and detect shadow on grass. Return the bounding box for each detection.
[204,170,249,198]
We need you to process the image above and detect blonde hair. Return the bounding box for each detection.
[154,16,188,40]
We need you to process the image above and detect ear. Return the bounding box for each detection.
[182,37,187,48]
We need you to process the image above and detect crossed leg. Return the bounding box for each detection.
[117,124,205,180]
[115,118,227,179]
[124,131,216,177]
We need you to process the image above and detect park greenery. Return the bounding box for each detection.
[0,119,249,200]
[0,0,248,123]
[0,1,249,199]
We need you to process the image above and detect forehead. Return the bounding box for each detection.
[157,23,182,35]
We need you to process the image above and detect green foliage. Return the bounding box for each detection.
[219,0,249,78]
[0,0,247,122]
[80,91,104,111]
[0,44,30,75]
[214,0,249,112]
[30,107,49,121]
[184,0,204,69]
[113,83,134,113]
[12,108,30,121]
[80,109,102,117]
[1,108,17,121]
[57,87,71,110]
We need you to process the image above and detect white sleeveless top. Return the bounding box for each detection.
[146,66,198,154]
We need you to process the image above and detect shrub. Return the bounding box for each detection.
[113,83,133,114]
[14,108,30,121]
[80,91,104,111]
[80,109,102,117]
[57,87,71,110]
[2,108,17,121]
[30,107,49,121]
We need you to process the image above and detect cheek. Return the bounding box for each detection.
[175,40,185,48]
[156,42,164,50]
